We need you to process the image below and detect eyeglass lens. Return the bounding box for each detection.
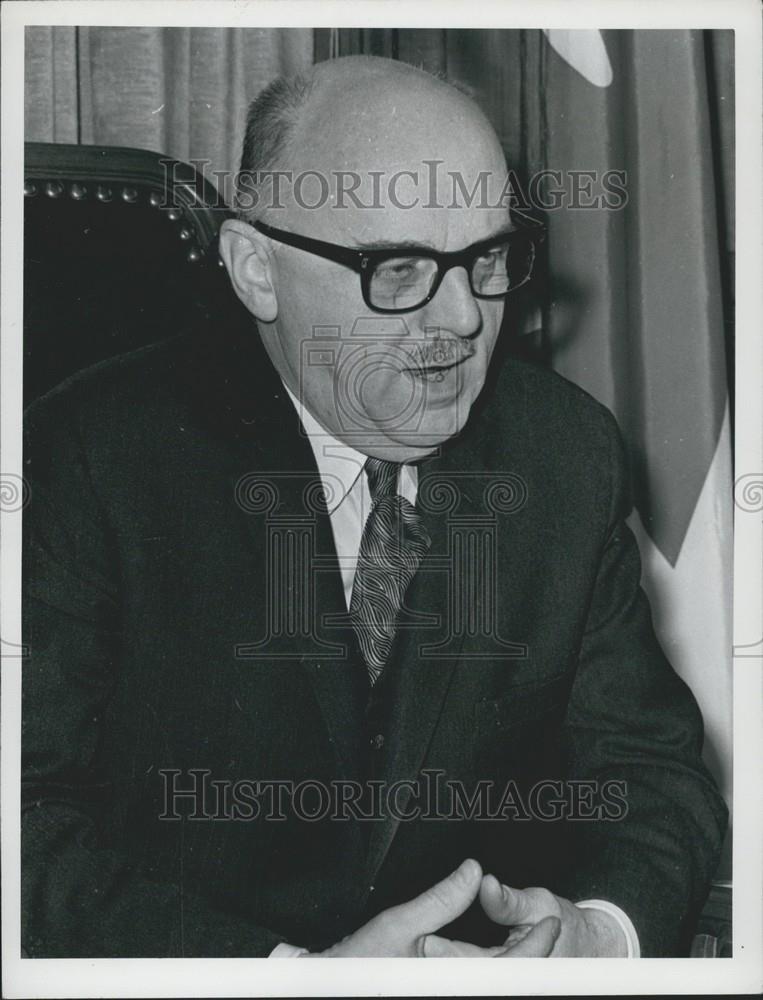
[367,235,536,310]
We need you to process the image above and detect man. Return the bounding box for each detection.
[22,55,727,959]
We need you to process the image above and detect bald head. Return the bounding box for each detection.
[236,55,509,233]
[297,56,496,166]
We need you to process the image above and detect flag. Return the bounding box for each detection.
[538,29,733,874]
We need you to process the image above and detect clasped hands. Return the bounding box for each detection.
[312,858,626,957]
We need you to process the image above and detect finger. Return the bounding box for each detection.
[479,876,546,926]
[394,858,483,937]
[496,915,561,958]
[420,935,508,958]
[504,924,534,946]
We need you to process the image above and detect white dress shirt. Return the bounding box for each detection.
[270,386,639,958]
[283,384,418,611]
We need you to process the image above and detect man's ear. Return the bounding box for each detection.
[218,219,278,322]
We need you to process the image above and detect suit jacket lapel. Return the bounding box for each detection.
[181,315,369,784]
[226,453,369,785]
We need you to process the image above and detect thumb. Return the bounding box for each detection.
[479,875,540,926]
[397,858,483,937]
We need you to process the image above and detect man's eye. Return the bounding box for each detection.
[376,259,422,279]
[477,246,508,264]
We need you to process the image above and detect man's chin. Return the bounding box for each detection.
[377,406,472,454]
[335,394,477,459]
[338,420,465,463]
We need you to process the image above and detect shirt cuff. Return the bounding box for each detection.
[575,899,640,957]
[269,942,310,957]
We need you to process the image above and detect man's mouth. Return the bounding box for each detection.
[402,341,474,382]
[406,362,461,382]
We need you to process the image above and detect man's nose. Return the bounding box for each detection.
[422,265,482,338]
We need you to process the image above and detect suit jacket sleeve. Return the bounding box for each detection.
[21,391,286,958]
[549,407,728,957]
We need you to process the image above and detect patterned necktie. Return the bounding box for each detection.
[349,458,432,685]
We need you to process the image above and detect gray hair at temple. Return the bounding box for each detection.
[235,68,316,221]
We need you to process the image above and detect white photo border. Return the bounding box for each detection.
[2,1,761,996]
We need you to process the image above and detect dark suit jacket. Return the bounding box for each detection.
[22,300,727,958]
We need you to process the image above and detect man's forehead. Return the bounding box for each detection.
[274,145,512,248]
[327,204,512,252]
[293,100,506,177]
[269,166,513,252]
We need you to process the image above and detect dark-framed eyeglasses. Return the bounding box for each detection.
[252,215,546,315]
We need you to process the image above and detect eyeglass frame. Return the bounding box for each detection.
[251,214,546,315]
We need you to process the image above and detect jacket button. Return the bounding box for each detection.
[370,733,385,750]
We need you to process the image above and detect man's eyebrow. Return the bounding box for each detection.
[354,238,437,251]
[354,227,518,253]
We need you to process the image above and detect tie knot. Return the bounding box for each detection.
[364,457,399,503]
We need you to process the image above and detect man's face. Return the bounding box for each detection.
[252,73,512,461]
